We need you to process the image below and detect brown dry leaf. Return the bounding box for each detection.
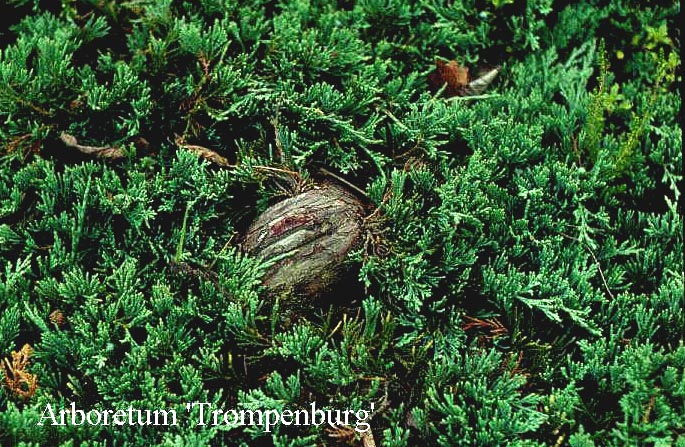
[2,344,38,400]
[429,59,499,97]
[428,59,470,97]
[464,67,499,96]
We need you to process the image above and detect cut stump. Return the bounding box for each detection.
[243,182,365,303]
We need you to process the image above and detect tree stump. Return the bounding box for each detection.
[243,182,366,303]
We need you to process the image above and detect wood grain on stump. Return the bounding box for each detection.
[243,182,365,301]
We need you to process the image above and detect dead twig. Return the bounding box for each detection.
[181,143,231,167]
[318,167,368,198]
[174,137,301,178]
[361,429,377,447]
[60,132,125,159]
[270,108,284,163]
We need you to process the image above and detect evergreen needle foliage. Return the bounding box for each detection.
[0,0,682,446]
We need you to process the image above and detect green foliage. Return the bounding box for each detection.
[0,0,682,446]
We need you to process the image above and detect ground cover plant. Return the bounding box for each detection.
[0,0,682,446]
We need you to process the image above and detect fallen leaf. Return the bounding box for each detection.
[429,59,469,97]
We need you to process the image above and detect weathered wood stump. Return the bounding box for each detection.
[243,182,365,302]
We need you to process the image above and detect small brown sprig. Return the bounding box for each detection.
[2,344,38,400]
[49,309,67,327]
